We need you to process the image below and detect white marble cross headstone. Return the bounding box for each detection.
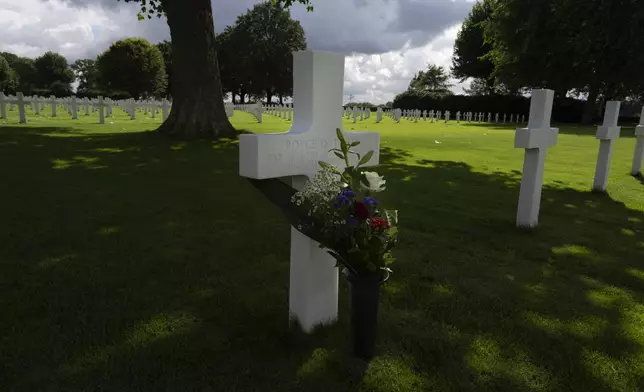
[33,97,41,115]
[239,50,381,333]
[0,92,6,119]
[593,101,621,192]
[16,92,27,123]
[96,96,106,124]
[445,110,450,123]
[161,99,171,121]
[495,113,499,123]
[50,96,58,117]
[514,89,559,228]
[456,111,461,123]
[70,96,78,120]
[252,102,264,124]
[632,107,644,176]
[376,107,383,123]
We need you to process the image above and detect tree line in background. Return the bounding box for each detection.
[448,0,644,124]
[0,2,305,104]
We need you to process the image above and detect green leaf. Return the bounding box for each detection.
[318,161,340,173]
[388,226,398,237]
[334,151,344,160]
[358,150,374,166]
[336,128,348,155]
[349,141,361,147]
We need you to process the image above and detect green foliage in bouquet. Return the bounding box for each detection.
[291,129,399,276]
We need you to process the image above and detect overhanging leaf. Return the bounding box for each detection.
[358,150,374,166]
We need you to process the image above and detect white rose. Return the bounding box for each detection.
[362,171,386,192]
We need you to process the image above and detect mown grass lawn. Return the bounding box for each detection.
[1,106,644,391]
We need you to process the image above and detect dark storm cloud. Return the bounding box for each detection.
[52,0,473,55]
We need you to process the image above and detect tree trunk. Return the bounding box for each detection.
[581,84,600,125]
[158,0,236,139]
[266,92,273,105]
[279,94,284,105]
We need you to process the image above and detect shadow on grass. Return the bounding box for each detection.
[1,127,644,391]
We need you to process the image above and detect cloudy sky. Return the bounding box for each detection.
[0,0,475,104]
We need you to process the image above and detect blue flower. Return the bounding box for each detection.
[348,216,359,227]
[363,196,379,206]
[341,189,356,198]
[335,195,351,206]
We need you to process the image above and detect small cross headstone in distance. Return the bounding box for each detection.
[50,96,57,117]
[33,97,41,115]
[0,92,6,119]
[70,96,78,120]
[16,92,27,123]
[514,89,559,228]
[239,51,381,333]
[593,101,621,192]
[161,99,171,121]
[631,107,644,176]
[97,96,105,124]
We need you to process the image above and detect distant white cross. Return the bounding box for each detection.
[593,101,621,192]
[514,89,559,228]
[632,107,644,176]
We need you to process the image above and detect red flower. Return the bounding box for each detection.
[354,201,370,220]
[370,218,390,231]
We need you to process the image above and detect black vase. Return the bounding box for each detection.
[345,269,390,360]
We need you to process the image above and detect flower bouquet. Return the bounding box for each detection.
[290,129,399,358]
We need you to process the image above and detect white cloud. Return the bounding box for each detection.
[344,24,471,104]
[0,0,474,103]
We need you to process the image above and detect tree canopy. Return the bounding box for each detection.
[450,0,644,122]
[71,59,100,95]
[217,1,307,103]
[406,64,453,98]
[117,0,313,138]
[97,37,167,99]
[155,40,172,98]
[33,51,74,95]
[451,0,494,87]
[0,54,18,94]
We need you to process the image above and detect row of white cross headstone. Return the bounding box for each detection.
[234,103,264,123]
[514,91,644,228]
[344,107,371,123]
[263,103,294,121]
[0,92,172,124]
[382,108,526,124]
[237,50,644,336]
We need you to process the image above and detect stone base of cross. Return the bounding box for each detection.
[239,50,380,333]
[593,101,621,192]
[514,89,559,228]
